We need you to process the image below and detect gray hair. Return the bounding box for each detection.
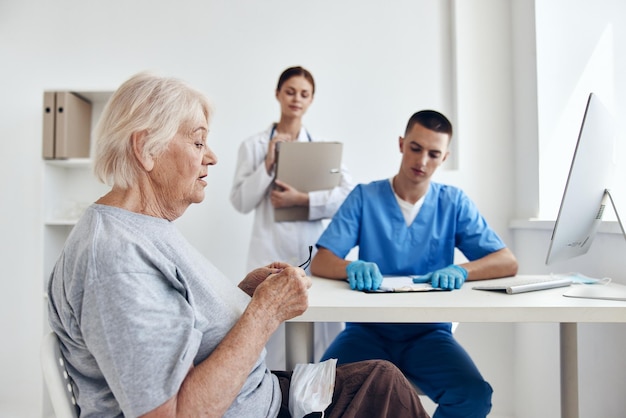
[93,72,212,188]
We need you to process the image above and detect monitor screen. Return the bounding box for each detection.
[545,93,618,265]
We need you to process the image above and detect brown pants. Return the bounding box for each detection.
[274,359,430,418]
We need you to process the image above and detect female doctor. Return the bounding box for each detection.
[230,66,354,370]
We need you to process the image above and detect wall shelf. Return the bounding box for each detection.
[45,158,92,168]
[41,90,113,418]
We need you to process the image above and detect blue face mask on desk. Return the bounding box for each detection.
[555,272,612,285]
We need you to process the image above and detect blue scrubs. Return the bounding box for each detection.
[317,180,505,418]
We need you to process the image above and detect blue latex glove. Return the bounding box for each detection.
[346,260,383,291]
[415,265,468,290]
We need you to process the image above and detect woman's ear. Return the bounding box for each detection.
[131,131,154,172]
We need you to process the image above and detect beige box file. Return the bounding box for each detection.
[273,141,343,222]
[42,91,92,159]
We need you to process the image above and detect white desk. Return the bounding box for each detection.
[285,275,626,418]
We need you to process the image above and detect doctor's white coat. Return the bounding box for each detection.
[230,124,354,369]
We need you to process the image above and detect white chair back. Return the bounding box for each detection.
[41,332,79,418]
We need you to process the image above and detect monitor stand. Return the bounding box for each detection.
[563,189,626,301]
[605,189,626,239]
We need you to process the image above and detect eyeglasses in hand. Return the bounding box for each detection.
[298,245,313,270]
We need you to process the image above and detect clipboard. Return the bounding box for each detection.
[274,141,343,221]
[364,276,450,293]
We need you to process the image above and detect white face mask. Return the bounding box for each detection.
[289,358,337,418]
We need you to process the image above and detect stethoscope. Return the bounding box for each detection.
[269,123,313,142]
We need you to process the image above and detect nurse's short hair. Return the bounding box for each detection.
[405,110,453,139]
[93,71,212,189]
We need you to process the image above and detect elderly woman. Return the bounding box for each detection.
[46,72,429,418]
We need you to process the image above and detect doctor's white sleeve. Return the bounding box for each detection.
[230,141,274,214]
[308,163,355,221]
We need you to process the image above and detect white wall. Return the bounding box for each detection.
[535,0,626,220]
[1,0,622,417]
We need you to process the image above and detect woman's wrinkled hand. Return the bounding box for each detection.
[238,261,290,296]
[249,266,311,327]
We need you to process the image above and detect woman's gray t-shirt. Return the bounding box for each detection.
[47,204,280,417]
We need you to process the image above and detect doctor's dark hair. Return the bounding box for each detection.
[276,66,315,95]
[405,110,453,138]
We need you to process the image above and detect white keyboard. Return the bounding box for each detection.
[473,277,573,294]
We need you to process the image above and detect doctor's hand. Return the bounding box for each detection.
[270,180,308,208]
[346,260,383,291]
[417,265,468,290]
[265,133,291,174]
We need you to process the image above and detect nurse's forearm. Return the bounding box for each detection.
[460,248,519,281]
[310,247,350,279]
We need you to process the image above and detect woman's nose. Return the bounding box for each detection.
[204,147,218,165]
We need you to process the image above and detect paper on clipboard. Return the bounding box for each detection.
[274,141,343,222]
[364,276,449,293]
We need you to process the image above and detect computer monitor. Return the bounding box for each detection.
[546,92,624,266]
